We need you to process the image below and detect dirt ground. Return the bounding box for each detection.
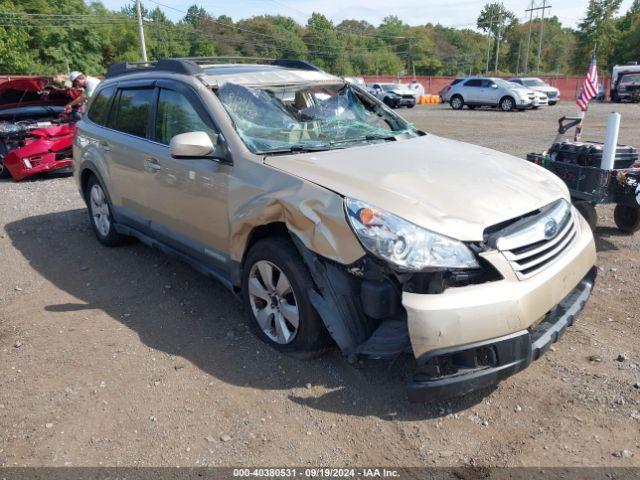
[1,102,639,468]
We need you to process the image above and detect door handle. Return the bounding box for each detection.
[144,157,161,173]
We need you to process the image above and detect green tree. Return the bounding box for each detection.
[574,0,623,72]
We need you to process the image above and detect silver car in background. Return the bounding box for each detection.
[509,77,560,105]
[448,77,535,111]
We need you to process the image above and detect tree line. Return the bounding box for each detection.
[0,0,637,78]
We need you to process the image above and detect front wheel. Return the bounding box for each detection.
[499,96,515,112]
[0,159,11,179]
[614,204,640,233]
[242,237,330,357]
[0,142,12,179]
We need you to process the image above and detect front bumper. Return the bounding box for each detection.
[4,153,73,181]
[407,266,596,402]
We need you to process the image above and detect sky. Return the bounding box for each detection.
[100,0,635,30]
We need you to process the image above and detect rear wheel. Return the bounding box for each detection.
[242,237,330,357]
[614,205,640,233]
[85,175,126,247]
[450,95,464,110]
[499,96,515,112]
[573,201,597,232]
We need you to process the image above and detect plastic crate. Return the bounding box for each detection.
[527,154,614,201]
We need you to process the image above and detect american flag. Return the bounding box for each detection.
[576,53,598,111]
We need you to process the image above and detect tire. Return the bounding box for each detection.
[0,159,11,179]
[242,237,330,357]
[85,175,126,247]
[0,142,12,179]
[549,101,557,106]
[450,95,464,110]
[499,96,515,112]
[467,105,476,110]
[532,106,539,110]
[407,104,415,109]
[614,204,640,233]
[383,97,397,109]
[573,201,597,233]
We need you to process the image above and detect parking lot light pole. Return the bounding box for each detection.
[136,0,148,63]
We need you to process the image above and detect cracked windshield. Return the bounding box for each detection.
[216,82,419,154]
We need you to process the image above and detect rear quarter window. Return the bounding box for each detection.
[87,86,115,126]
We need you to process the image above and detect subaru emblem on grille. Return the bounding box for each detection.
[544,219,558,239]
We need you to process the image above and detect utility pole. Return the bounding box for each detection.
[136,0,148,62]
[494,4,503,73]
[410,38,416,80]
[516,40,522,75]
[524,0,534,74]
[485,14,494,75]
[536,0,551,73]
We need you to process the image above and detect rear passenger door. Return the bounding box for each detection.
[462,79,482,103]
[143,81,232,275]
[104,84,156,233]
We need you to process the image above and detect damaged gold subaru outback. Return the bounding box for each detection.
[73,58,597,401]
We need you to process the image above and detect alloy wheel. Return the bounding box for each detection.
[248,260,300,345]
[90,184,111,237]
[501,98,514,111]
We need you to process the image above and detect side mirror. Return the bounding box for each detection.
[491,83,498,89]
[170,131,216,158]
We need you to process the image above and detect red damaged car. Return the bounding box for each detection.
[0,77,79,181]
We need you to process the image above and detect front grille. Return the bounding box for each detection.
[547,91,558,99]
[491,200,577,280]
[402,94,415,99]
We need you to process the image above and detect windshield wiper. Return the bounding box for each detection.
[259,145,340,155]
[330,134,397,146]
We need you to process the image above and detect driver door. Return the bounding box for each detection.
[144,81,232,275]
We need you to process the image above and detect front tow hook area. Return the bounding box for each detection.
[406,266,597,403]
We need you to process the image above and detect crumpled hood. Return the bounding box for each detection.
[0,77,75,110]
[264,134,569,241]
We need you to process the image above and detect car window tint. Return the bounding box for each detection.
[481,80,494,88]
[155,88,216,145]
[87,86,115,126]
[115,88,153,138]
[465,79,481,87]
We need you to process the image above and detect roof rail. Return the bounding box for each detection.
[172,56,323,72]
[105,57,324,79]
[105,58,203,79]
[173,56,276,64]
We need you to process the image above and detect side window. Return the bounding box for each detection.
[481,80,495,88]
[114,88,154,138]
[154,88,216,145]
[465,79,481,87]
[87,86,115,126]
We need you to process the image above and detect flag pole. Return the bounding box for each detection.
[574,45,598,142]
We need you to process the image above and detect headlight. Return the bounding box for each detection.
[345,198,480,271]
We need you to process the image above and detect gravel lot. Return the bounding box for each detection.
[1,102,639,467]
